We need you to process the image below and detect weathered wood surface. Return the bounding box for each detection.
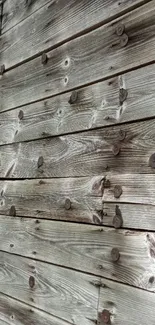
[2,0,50,33]
[1,0,151,69]
[1,118,155,177]
[0,216,155,291]
[98,278,155,325]
[1,64,155,144]
[103,174,155,205]
[103,202,155,231]
[0,252,98,325]
[0,292,71,325]
[0,1,155,110]
[0,178,103,223]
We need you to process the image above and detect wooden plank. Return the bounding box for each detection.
[103,174,155,205]
[98,278,155,325]
[1,1,151,69]
[0,1,155,110]
[2,0,50,33]
[1,63,155,144]
[0,177,103,223]
[1,117,155,178]
[0,216,155,291]
[0,252,98,325]
[103,202,155,231]
[0,292,71,325]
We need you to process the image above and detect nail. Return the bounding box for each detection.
[29,276,35,289]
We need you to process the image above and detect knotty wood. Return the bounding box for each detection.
[1,0,151,69]
[2,0,50,33]
[0,292,71,325]
[98,278,155,325]
[103,203,155,231]
[1,118,155,177]
[0,1,155,110]
[0,177,103,223]
[1,64,155,144]
[0,252,98,325]
[0,216,155,291]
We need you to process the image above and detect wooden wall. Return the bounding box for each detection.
[0,0,155,324]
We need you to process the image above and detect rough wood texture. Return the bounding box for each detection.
[0,1,155,110]
[103,174,155,205]
[1,64,155,144]
[2,0,50,33]
[0,252,98,325]
[1,118,155,177]
[98,278,155,325]
[103,203,155,231]
[0,216,155,291]
[0,177,103,223]
[0,292,71,325]
[1,0,150,68]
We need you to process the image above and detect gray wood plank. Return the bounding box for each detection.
[1,64,155,144]
[103,174,155,205]
[0,1,155,110]
[0,177,103,223]
[1,0,151,68]
[0,216,155,291]
[0,292,71,325]
[0,252,98,325]
[1,118,155,178]
[2,0,50,33]
[103,202,155,231]
[98,278,155,325]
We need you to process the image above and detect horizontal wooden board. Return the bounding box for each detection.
[0,177,103,223]
[0,252,98,325]
[0,292,71,325]
[1,64,155,144]
[103,202,155,231]
[0,1,155,110]
[1,0,151,68]
[2,0,50,33]
[1,118,155,177]
[103,174,155,205]
[98,278,155,325]
[0,216,155,291]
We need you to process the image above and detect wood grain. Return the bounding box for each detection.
[0,216,155,291]
[0,1,155,110]
[1,118,155,177]
[1,64,155,144]
[103,202,155,231]
[98,278,155,325]
[0,177,103,223]
[0,252,98,325]
[2,0,50,33]
[1,0,151,68]
[0,292,72,325]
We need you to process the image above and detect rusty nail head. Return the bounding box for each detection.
[116,23,125,36]
[1,64,5,75]
[112,144,120,156]
[114,185,122,199]
[9,205,16,217]
[29,275,35,289]
[101,309,111,324]
[18,110,24,120]
[120,33,129,47]
[111,247,120,262]
[41,52,48,65]
[119,88,128,104]
[68,90,78,104]
[65,198,71,210]
[149,153,155,169]
[119,129,126,141]
[38,156,44,168]
[113,214,123,229]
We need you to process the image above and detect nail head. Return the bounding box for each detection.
[111,247,120,262]
[65,198,71,210]
[29,276,35,289]
[101,309,111,324]
[114,185,122,198]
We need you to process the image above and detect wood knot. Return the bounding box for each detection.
[9,205,16,217]
[29,276,35,289]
